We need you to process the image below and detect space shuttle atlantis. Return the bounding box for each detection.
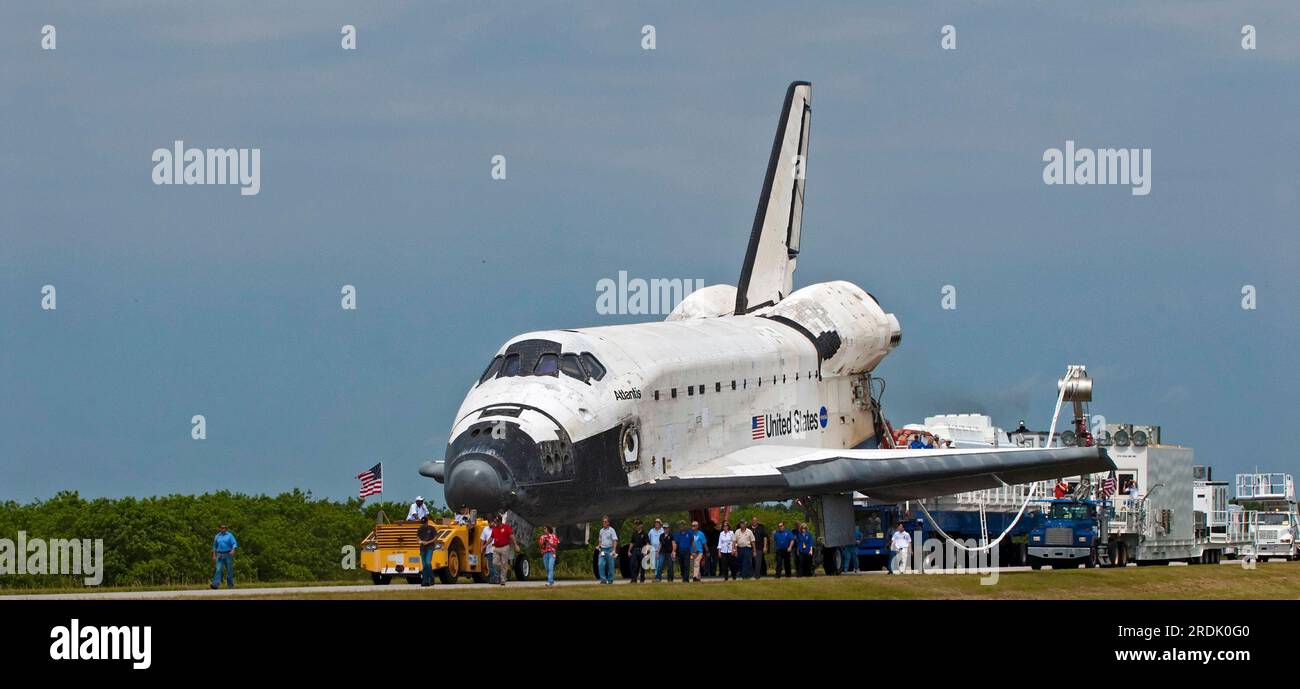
[424,82,1113,528]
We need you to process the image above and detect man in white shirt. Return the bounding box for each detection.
[647,518,665,582]
[406,496,430,521]
[890,523,912,574]
[480,516,495,581]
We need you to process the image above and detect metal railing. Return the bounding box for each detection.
[1235,473,1295,501]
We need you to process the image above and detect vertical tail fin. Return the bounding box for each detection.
[735,81,811,315]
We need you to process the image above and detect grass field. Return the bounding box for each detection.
[228,561,1300,600]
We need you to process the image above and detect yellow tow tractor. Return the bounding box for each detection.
[360,516,492,585]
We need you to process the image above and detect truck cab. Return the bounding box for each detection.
[1026,499,1103,569]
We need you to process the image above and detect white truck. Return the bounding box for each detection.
[1233,473,1298,561]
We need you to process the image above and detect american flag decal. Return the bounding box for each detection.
[356,462,383,499]
[751,415,765,440]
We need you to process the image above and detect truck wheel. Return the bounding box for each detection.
[1102,542,1118,568]
[1027,556,1043,571]
[822,548,839,576]
[371,573,392,585]
[514,556,531,581]
[439,548,461,585]
[405,574,422,585]
[1086,547,1099,568]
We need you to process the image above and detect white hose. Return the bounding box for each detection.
[915,365,1079,553]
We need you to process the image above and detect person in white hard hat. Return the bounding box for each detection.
[406,496,430,521]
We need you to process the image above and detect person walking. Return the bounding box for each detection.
[418,515,439,587]
[674,522,693,583]
[657,522,677,582]
[734,519,756,580]
[597,516,619,584]
[689,520,708,582]
[795,523,815,577]
[647,518,665,582]
[538,525,560,586]
[628,520,649,583]
[751,516,769,579]
[716,520,735,580]
[481,516,496,583]
[841,525,862,574]
[491,515,520,586]
[890,523,913,574]
[772,521,795,578]
[210,523,238,589]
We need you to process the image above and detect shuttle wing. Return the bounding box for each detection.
[735,81,812,315]
[643,444,1114,503]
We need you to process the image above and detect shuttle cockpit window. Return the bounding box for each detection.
[560,353,586,381]
[478,355,504,384]
[580,352,606,381]
[534,353,559,376]
[476,349,604,385]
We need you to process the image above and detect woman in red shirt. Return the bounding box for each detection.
[538,525,560,586]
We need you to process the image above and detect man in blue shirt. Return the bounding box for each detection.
[689,521,709,582]
[211,523,238,589]
[772,521,795,578]
[908,434,927,449]
[674,523,693,583]
[794,523,815,577]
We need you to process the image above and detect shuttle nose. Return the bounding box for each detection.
[444,456,511,513]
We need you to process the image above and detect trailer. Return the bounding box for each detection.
[1027,433,1254,567]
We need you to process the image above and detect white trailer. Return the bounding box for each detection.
[1082,441,1253,565]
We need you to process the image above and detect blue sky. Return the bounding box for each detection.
[2,2,1297,505]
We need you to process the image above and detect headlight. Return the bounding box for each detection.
[363,543,378,551]
[1078,536,1087,543]
[1031,535,1041,542]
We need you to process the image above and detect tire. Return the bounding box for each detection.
[1086,547,1099,568]
[822,548,839,576]
[371,573,392,585]
[513,556,531,581]
[592,549,602,580]
[1103,542,1119,568]
[1027,556,1043,571]
[439,547,462,585]
[405,574,422,585]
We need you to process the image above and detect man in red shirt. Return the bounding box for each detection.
[1053,478,1070,499]
[490,515,521,585]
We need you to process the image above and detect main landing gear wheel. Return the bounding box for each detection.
[514,556,531,581]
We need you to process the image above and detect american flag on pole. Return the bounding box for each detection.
[751,415,766,440]
[1099,470,1117,499]
[356,462,383,499]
